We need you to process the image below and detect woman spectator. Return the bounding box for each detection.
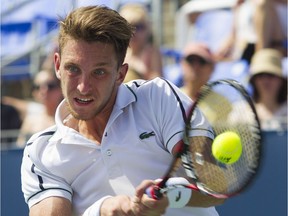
[249,48,287,130]
[119,3,163,81]
[16,69,63,146]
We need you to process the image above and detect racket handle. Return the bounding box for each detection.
[146,177,192,208]
[145,185,163,200]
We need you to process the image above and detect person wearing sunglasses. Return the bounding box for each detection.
[17,69,63,146]
[119,3,163,81]
[180,43,215,100]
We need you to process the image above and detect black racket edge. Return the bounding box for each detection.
[220,79,263,197]
[183,79,263,198]
[150,140,187,199]
[150,79,262,199]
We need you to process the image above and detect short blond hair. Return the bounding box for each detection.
[58,6,134,66]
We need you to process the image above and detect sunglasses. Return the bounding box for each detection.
[185,55,208,66]
[33,82,59,91]
[133,22,146,32]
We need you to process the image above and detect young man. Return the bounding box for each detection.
[21,6,224,216]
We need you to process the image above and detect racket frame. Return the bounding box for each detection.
[152,79,262,199]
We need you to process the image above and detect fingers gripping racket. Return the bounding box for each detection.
[146,79,261,202]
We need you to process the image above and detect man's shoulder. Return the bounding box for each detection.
[23,125,57,169]
[124,77,177,93]
[26,125,57,149]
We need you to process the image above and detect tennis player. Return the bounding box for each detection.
[21,6,224,216]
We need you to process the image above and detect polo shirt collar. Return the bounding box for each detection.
[51,83,136,144]
[114,83,137,110]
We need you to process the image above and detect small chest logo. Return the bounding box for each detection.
[139,131,155,140]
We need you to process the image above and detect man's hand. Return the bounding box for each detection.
[100,180,169,216]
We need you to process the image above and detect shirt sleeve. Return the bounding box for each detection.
[21,145,73,208]
[150,78,214,153]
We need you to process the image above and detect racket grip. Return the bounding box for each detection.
[145,185,163,200]
[145,177,192,207]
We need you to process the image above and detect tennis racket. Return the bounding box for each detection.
[146,79,262,201]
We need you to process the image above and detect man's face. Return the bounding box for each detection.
[54,39,127,120]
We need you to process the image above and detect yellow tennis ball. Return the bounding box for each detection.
[212,131,242,164]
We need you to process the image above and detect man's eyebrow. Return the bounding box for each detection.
[95,62,110,67]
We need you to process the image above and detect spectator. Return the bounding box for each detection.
[179,43,233,123]
[249,48,287,130]
[215,0,287,64]
[254,0,287,55]
[17,69,63,146]
[180,42,215,100]
[119,3,163,81]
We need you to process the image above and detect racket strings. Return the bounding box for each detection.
[185,81,261,196]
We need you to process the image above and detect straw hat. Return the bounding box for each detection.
[250,48,285,81]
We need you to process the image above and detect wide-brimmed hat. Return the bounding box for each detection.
[182,43,214,64]
[250,48,285,82]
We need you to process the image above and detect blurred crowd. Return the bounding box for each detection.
[1,0,287,149]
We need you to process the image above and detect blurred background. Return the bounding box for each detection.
[1,0,287,215]
[0,0,252,100]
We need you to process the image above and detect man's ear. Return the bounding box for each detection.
[117,63,128,84]
[54,52,61,79]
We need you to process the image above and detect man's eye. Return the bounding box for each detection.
[94,69,105,76]
[66,65,79,73]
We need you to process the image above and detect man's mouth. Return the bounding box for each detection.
[75,97,94,104]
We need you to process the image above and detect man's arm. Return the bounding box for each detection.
[30,197,72,216]
[172,140,226,208]
[187,191,225,207]
[100,180,169,216]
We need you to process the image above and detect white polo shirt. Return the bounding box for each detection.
[21,78,218,216]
